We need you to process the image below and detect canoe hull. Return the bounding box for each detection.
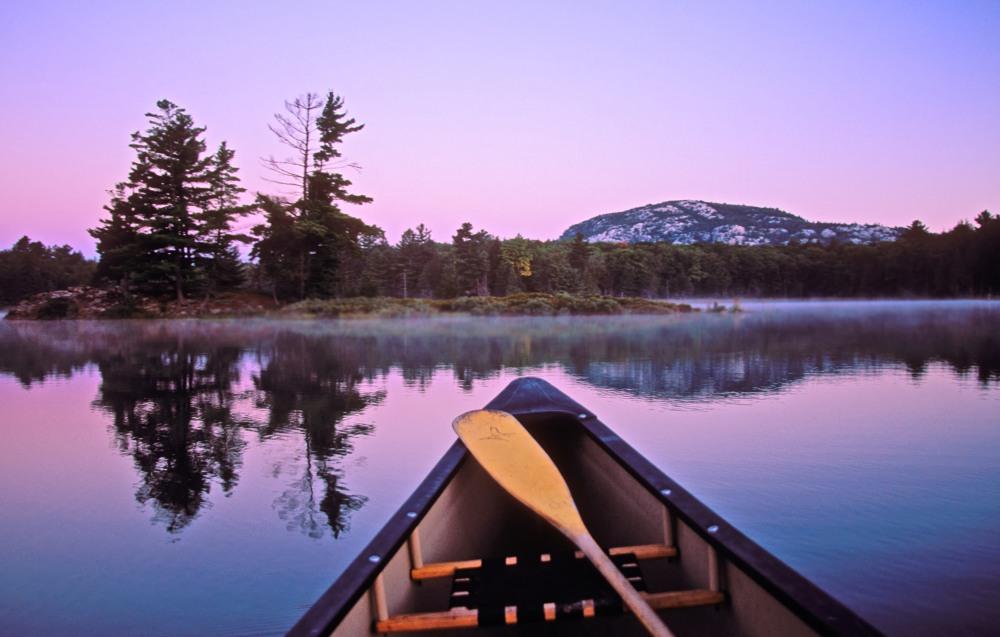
[291,378,881,637]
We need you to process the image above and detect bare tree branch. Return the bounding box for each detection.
[262,93,323,200]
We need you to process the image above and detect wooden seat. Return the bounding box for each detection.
[448,550,644,624]
[375,545,724,633]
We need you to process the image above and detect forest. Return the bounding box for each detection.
[1,94,998,307]
[0,237,95,306]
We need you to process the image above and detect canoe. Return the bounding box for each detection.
[289,377,881,637]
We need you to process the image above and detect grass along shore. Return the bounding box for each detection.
[4,289,697,320]
[280,293,695,318]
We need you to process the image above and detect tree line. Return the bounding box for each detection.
[1,92,997,307]
[5,212,998,306]
[0,237,95,306]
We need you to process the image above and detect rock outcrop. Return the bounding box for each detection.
[4,287,276,320]
[561,200,902,246]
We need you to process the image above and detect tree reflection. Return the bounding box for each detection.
[93,338,248,532]
[565,308,1000,398]
[253,333,381,538]
[25,323,385,537]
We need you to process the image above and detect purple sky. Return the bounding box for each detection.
[1,1,998,255]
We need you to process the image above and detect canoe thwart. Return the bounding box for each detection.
[410,543,677,580]
[445,548,648,619]
[377,547,716,633]
[374,589,725,633]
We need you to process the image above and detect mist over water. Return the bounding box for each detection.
[0,301,998,635]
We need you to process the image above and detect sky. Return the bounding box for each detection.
[1,1,998,255]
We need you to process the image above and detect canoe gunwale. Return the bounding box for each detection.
[287,377,882,637]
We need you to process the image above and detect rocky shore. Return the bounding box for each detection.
[4,287,277,319]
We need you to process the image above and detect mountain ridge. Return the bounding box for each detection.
[560,200,902,246]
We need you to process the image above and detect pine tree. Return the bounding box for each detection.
[569,232,590,271]
[91,100,247,302]
[453,222,491,296]
[202,142,250,294]
[315,95,360,166]
[129,100,214,300]
[901,220,930,241]
[251,195,301,301]
[90,183,146,299]
[254,91,378,299]
[305,92,374,217]
[397,224,435,298]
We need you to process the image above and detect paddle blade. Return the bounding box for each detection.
[454,409,676,637]
[452,409,587,537]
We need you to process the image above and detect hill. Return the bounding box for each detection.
[560,200,901,245]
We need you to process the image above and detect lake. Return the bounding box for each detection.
[0,301,998,636]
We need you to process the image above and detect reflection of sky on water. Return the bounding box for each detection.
[572,368,1000,636]
[0,302,998,635]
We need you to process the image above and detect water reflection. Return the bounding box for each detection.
[254,333,382,538]
[93,342,248,532]
[0,304,997,537]
[0,322,383,537]
[574,307,1000,398]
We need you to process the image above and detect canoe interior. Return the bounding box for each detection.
[328,414,818,637]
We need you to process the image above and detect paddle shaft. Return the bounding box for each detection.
[574,532,674,637]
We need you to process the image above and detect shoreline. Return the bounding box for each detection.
[2,288,700,320]
[8,289,995,322]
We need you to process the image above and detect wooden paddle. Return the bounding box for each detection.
[453,409,675,637]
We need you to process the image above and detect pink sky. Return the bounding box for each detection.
[1,1,998,255]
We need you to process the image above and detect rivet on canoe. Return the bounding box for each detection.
[406,511,417,518]
[368,554,381,563]
[660,488,672,496]
[578,413,588,419]
[707,525,720,534]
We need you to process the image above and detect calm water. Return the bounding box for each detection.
[1,302,998,636]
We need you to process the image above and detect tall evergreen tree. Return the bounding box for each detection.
[312,92,373,206]
[129,99,214,300]
[452,222,491,296]
[253,91,378,299]
[91,100,246,301]
[250,195,301,301]
[315,95,361,168]
[202,142,251,293]
[397,224,435,298]
[90,183,145,299]
[901,220,931,241]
